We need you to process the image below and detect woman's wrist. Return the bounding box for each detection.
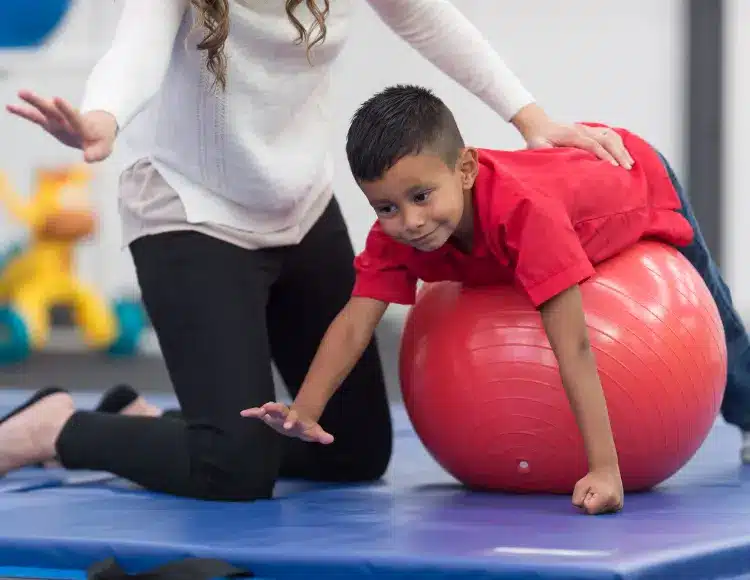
[510,102,551,141]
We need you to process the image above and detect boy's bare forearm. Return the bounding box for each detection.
[292,297,388,420]
[539,286,619,472]
[556,342,619,471]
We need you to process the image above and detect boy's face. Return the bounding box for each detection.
[358,148,479,252]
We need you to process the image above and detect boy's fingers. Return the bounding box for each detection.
[584,493,607,515]
[262,402,288,415]
[571,482,588,507]
[283,410,299,430]
[316,429,334,444]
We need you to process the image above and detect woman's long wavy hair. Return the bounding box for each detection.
[190,0,330,91]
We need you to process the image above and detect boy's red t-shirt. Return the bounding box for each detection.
[351,125,694,308]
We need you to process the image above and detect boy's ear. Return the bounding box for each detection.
[458,147,479,189]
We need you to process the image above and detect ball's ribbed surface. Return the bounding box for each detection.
[400,242,727,493]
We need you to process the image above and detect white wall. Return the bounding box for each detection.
[724,0,750,313]
[0,0,685,314]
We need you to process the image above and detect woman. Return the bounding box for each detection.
[0,0,632,500]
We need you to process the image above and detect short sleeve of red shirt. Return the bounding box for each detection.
[352,224,418,305]
[504,197,596,307]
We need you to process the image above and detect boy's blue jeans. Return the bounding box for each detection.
[658,152,750,431]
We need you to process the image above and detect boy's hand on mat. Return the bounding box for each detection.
[6,90,117,163]
[241,402,334,444]
[572,468,624,515]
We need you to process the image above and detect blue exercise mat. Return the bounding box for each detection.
[0,389,747,579]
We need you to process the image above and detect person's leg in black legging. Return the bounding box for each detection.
[51,231,287,500]
[267,199,393,481]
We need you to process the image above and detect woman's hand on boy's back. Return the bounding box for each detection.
[241,402,334,445]
[511,103,634,169]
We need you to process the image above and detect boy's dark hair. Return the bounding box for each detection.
[346,84,465,182]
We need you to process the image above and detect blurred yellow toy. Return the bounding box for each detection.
[0,165,118,360]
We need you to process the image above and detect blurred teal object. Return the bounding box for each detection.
[108,298,147,356]
[0,306,30,364]
[0,0,73,48]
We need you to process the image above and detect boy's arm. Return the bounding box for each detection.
[244,222,412,440]
[241,296,389,441]
[292,296,389,420]
[538,284,623,513]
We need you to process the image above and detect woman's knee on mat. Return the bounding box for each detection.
[322,385,394,480]
[186,422,282,501]
[333,423,393,481]
[304,418,393,482]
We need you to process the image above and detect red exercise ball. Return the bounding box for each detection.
[399,241,727,493]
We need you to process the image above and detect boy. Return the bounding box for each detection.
[242,85,750,515]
